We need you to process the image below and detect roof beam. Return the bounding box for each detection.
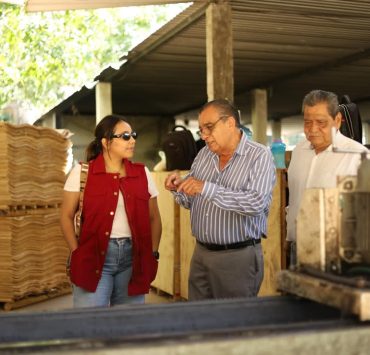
[251,47,370,91]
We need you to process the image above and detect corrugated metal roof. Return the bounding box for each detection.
[43,0,370,122]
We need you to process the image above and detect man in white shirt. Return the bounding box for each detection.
[287,90,367,266]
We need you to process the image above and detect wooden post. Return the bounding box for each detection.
[173,202,181,300]
[251,88,268,145]
[96,82,112,124]
[363,122,370,144]
[206,1,234,102]
[41,112,56,128]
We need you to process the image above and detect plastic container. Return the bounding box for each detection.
[270,138,286,169]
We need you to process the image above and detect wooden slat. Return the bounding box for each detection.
[150,172,175,296]
[0,209,70,302]
[0,122,71,209]
[1,284,71,311]
[259,169,283,296]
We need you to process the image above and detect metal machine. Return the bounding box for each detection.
[278,144,370,321]
[296,152,370,280]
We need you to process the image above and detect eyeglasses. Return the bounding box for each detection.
[111,131,138,141]
[197,115,228,137]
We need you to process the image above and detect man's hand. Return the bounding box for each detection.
[177,177,204,196]
[164,171,183,191]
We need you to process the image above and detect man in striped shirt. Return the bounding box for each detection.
[165,99,276,300]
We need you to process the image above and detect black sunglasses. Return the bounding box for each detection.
[111,131,138,141]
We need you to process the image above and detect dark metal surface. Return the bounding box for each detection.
[0,296,364,353]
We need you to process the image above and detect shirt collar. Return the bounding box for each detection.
[206,130,247,160]
[91,153,106,174]
[90,153,139,177]
[235,131,250,156]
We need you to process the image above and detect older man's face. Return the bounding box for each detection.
[303,102,341,154]
[198,106,231,154]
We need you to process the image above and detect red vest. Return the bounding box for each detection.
[70,154,158,294]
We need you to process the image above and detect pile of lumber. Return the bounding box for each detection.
[0,122,71,304]
[0,122,71,210]
[0,210,70,302]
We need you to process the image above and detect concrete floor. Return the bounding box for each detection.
[2,288,174,313]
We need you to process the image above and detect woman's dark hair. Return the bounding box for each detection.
[86,115,127,161]
[199,99,241,126]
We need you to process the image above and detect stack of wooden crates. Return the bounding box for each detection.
[0,122,71,309]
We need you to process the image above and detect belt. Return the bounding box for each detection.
[197,239,261,251]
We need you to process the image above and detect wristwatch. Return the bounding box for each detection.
[152,251,160,260]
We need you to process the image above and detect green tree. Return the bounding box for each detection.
[0,3,187,120]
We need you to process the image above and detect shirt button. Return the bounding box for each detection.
[110,211,114,215]
[105,232,109,236]
[101,251,105,256]
[114,191,118,196]
[114,176,118,179]
[96,270,99,275]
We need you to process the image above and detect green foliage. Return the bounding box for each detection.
[0,3,188,118]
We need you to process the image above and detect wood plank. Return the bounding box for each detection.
[277,270,370,321]
[173,203,181,300]
[259,170,282,296]
[2,284,71,311]
[180,208,195,300]
[0,209,71,302]
[151,172,175,295]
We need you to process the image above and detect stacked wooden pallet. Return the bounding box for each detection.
[0,122,71,209]
[0,122,71,305]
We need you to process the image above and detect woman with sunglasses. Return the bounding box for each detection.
[60,115,162,308]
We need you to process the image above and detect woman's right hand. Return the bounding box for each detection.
[60,190,80,252]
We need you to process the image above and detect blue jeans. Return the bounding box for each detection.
[73,238,145,308]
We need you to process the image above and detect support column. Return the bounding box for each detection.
[96,82,112,124]
[206,1,234,102]
[363,122,370,145]
[271,119,282,141]
[41,112,56,128]
[251,88,268,145]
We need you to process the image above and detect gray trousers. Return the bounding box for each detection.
[188,242,264,301]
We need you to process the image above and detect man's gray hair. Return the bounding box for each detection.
[302,90,339,118]
[200,99,241,126]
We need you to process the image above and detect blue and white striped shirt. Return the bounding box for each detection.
[174,133,276,244]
